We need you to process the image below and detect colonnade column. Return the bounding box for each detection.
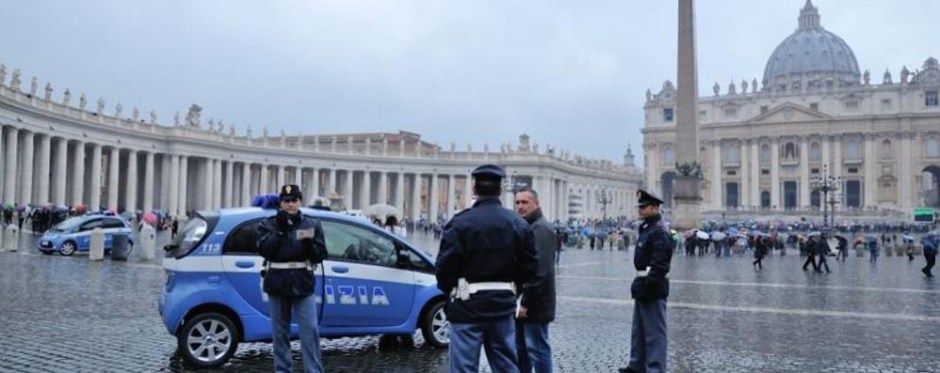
[89,144,102,210]
[770,138,780,210]
[178,156,189,216]
[225,160,234,208]
[36,134,51,205]
[344,170,353,210]
[378,172,388,204]
[125,150,138,213]
[71,141,85,205]
[167,155,180,216]
[143,152,154,212]
[3,128,17,204]
[202,159,213,210]
[293,166,302,186]
[310,168,319,197]
[259,164,269,194]
[241,163,251,206]
[411,174,421,221]
[54,138,68,206]
[363,171,372,206]
[19,131,34,205]
[446,174,456,219]
[215,159,223,209]
[107,147,120,211]
[465,173,473,207]
[328,168,336,196]
[276,165,285,190]
[430,174,439,222]
[395,172,405,210]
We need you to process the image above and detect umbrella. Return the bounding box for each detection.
[901,234,915,242]
[711,231,727,241]
[682,229,696,239]
[363,203,401,218]
[15,204,26,213]
[695,231,710,240]
[142,212,158,225]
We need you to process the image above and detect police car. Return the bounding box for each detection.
[37,212,134,256]
[158,202,449,367]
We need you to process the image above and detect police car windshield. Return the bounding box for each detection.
[50,217,84,232]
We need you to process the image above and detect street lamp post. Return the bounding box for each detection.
[596,189,613,220]
[810,164,842,227]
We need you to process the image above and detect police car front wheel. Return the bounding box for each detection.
[177,312,239,368]
[420,300,449,348]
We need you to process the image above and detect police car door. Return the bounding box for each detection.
[221,218,326,319]
[75,218,102,250]
[320,220,415,328]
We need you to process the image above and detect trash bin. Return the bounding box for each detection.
[110,234,132,261]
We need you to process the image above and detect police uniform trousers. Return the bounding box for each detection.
[628,299,667,373]
[449,316,519,373]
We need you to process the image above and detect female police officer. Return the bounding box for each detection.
[257,184,328,373]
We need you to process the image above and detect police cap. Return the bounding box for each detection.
[279,184,304,201]
[471,164,506,180]
[636,189,664,207]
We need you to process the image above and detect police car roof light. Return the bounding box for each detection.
[251,194,281,209]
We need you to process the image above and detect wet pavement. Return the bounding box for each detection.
[1,229,938,372]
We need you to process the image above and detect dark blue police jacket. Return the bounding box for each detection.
[257,214,327,297]
[631,214,674,302]
[435,197,539,323]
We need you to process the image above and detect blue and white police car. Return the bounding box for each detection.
[37,213,135,256]
[158,202,449,367]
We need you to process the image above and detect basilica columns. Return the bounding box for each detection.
[740,140,749,207]
[750,141,760,206]
[863,134,877,207]
[770,138,780,209]
[711,143,722,208]
[799,137,810,207]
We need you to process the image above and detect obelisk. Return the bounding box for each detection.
[672,0,702,229]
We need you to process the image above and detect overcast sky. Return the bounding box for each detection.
[2,0,937,165]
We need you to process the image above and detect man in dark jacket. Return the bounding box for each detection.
[513,186,556,373]
[436,164,539,373]
[256,184,328,373]
[621,189,673,373]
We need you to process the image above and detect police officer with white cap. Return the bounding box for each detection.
[620,189,674,373]
[436,164,539,373]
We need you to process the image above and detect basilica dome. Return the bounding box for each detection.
[762,1,860,92]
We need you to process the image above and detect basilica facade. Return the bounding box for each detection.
[0,69,640,223]
[642,1,940,218]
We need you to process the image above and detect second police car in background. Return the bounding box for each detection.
[158,201,449,367]
[37,212,135,256]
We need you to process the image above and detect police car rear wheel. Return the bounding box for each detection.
[59,241,76,256]
[177,312,239,368]
[421,300,449,347]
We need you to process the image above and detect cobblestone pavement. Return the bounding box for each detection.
[1,229,938,372]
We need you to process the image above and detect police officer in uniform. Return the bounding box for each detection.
[436,164,539,373]
[257,184,329,373]
[620,189,674,373]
